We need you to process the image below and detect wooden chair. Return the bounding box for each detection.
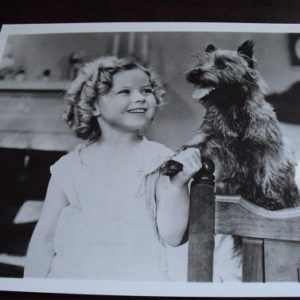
[188,159,300,282]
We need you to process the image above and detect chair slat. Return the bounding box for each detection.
[242,237,264,282]
[264,239,300,282]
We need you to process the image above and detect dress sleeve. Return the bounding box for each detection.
[50,155,70,192]
[144,142,175,176]
[49,152,78,205]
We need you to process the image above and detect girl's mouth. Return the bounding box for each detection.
[127,108,147,114]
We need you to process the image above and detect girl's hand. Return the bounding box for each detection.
[170,148,202,186]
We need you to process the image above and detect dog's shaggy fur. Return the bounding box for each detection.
[170,40,300,210]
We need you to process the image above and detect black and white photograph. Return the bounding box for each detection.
[0,23,300,297]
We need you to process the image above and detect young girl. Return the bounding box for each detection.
[24,56,201,281]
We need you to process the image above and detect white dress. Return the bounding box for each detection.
[47,138,175,280]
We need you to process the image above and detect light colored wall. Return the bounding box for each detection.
[3,32,300,150]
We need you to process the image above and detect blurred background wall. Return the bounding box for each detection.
[2,31,300,150]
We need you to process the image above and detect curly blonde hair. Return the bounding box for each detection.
[63,56,166,141]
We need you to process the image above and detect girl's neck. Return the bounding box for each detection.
[97,119,144,146]
[94,130,143,149]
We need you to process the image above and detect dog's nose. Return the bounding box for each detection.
[186,68,204,84]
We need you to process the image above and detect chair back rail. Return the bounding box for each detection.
[215,195,300,241]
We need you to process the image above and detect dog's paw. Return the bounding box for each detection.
[185,131,207,147]
[160,160,183,177]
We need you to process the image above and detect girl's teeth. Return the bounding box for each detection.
[128,109,146,113]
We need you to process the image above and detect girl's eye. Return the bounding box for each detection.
[142,88,153,94]
[117,89,130,95]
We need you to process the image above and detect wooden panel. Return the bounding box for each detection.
[0,132,78,151]
[188,181,215,282]
[0,80,69,91]
[242,237,264,282]
[215,195,300,241]
[0,91,80,150]
[264,239,300,282]
[0,92,67,133]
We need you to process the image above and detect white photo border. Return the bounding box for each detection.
[1,22,300,297]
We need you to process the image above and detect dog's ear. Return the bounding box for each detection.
[238,40,255,68]
[205,44,216,53]
[237,40,254,59]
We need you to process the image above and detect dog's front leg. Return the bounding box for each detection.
[160,128,209,177]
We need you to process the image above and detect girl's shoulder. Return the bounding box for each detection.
[142,138,175,174]
[50,144,84,177]
[143,138,174,156]
[49,145,86,198]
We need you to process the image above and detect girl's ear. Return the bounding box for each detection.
[93,102,101,117]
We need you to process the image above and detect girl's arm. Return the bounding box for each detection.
[156,148,201,247]
[24,177,69,277]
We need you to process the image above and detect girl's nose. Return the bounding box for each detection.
[132,91,146,102]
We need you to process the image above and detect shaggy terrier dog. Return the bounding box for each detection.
[164,40,299,211]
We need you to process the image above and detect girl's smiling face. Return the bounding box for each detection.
[96,68,157,133]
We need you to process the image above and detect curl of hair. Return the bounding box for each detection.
[63,56,167,141]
